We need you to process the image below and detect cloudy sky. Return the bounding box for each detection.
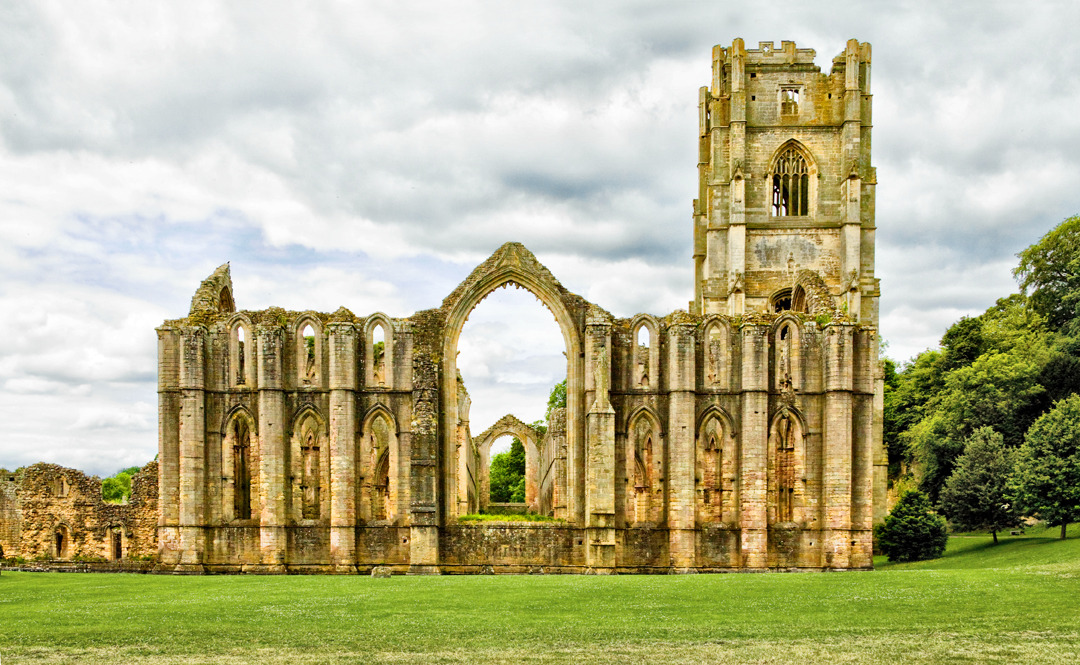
[2,1,1079,474]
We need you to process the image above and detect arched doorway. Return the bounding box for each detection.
[441,243,586,525]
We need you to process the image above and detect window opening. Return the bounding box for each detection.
[781,87,799,115]
[372,324,386,387]
[219,287,234,313]
[302,324,316,385]
[776,412,797,522]
[635,325,651,388]
[59,476,69,498]
[112,528,122,560]
[236,326,246,385]
[233,419,252,520]
[772,288,793,313]
[771,148,810,217]
[300,424,320,519]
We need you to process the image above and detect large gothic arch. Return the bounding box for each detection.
[439,242,588,524]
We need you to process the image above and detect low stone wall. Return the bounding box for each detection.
[439,523,584,573]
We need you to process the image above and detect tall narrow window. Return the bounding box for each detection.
[636,326,650,388]
[372,324,386,387]
[771,148,809,217]
[301,428,320,519]
[236,326,246,385]
[776,412,797,522]
[302,324,316,385]
[233,419,252,520]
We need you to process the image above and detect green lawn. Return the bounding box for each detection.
[2,524,1079,664]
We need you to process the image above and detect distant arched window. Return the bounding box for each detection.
[630,316,658,391]
[365,316,394,389]
[295,317,322,387]
[771,147,809,217]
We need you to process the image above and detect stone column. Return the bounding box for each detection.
[823,324,854,569]
[328,322,357,573]
[156,326,182,569]
[409,352,440,574]
[851,329,877,568]
[667,321,697,569]
[584,318,616,571]
[256,324,287,573]
[177,327,206,573]
[739,324,768,569]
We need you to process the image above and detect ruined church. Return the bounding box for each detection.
[1,39,884,572]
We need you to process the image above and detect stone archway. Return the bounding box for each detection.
[472,415,541,513]
[440,243,588,524]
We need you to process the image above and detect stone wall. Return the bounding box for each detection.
[0,462,157,563]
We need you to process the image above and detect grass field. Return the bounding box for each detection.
[2,524,1079,664]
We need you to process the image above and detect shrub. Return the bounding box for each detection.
[875,489,948,562]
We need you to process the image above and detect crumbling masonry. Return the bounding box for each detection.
[2,39,885,573]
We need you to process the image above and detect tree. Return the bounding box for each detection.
[488,437,526,503]
[547,379,567,416]
[1010,394,1080,539]
[940,316,984,372]
[938,427,1021,543]
[101,466,141,503]
[875,490,948,562]
[1014,214,1080,333]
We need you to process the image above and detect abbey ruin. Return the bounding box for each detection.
[1,39,885,573]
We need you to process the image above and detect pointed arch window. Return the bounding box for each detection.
[232,418,253,520]
[630,317,658,391]
[231,321,255,387]
[365,316,394,389]
[290,411,328,522]
[300,323,318,386]
[626,413,663,526]
[771,147,810,217]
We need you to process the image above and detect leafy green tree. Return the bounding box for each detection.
[547,379,566,416]
[489,437,526,503]
[939,427,1021,543]
[1010,394,1080,539]
[101,466,141,503]
[1014,215,1080,333]
[875,489,948,562]
[940,316,985,372]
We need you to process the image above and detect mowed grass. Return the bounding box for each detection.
[2,525,1079,664]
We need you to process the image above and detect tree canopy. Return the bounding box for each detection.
[1009,394,1080,539]
[875,489,948,562]
[1015,214,1080,333]
[101,466,142,503]
[939,427,1021,543]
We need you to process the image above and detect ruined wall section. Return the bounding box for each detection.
[160,266,422,572]
[0,469,21,558]
[4,463,157,561]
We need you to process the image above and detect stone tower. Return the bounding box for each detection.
[692,39,878,325]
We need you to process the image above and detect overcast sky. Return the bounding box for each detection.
[2,1,1079,475]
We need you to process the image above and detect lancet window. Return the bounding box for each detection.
[771,147,810,217]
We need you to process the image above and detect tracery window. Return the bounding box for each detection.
[771,148,809,217]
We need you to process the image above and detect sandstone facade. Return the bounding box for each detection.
[4,39,884,573]
[157,40,882,573]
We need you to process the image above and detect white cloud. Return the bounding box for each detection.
[2,1,1080,472]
